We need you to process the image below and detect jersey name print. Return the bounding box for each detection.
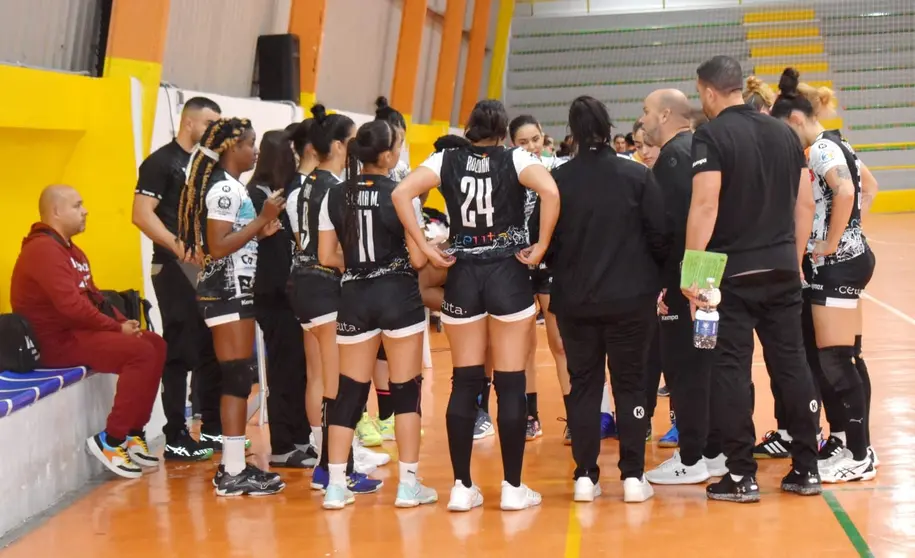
[808,130,867,267]
[320,175,414,283]
[421,145,543,260]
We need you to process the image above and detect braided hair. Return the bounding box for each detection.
[343,120,397,252]
[178,117,253,257]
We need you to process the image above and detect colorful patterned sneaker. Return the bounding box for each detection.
[356,412,383,447]
[126,433,160,467]
[525,416,543,441]
[87,433,142,479]
[376,415,396,441]
[658,424,679,448]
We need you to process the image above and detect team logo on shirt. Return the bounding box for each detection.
[221,185,232,193]
[817,143,834,162]
[667,157,678,168]
[217,196,232,209]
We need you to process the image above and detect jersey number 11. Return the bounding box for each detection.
[358,209,376,263]
[460,176,494,228]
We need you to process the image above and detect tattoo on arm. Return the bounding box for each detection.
[835,166,852,181]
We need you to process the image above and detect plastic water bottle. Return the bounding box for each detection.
[693,277,721,350]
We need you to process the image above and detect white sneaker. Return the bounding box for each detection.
[322,483,355,510]
[394,481,439,508]
[704,453,728,477]
[645,451,710,485]
[447,480,484,512]
[573,477,601,502]
[622,476,654,503]
[869,446,880,468]
[353,440,391,472]
[500,481,542,511]
[820,448,876,483]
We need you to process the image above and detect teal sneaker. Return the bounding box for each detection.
[394,481,439,508]
[323,483,355,510]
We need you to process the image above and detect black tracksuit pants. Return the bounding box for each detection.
[557,296,655,482]
[712,270,819,477]
[254,289,309,455]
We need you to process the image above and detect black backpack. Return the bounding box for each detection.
[98,289,155,332]
[0,314,41,372]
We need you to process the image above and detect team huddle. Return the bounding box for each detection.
[151,55,877,510]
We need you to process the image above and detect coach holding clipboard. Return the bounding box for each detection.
[682,55,822,503]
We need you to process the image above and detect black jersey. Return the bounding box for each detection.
[421,145,543,260]
[808,129,868,266]
[134,140,192,264]
[320,175,414,283]
[285,169,342,269]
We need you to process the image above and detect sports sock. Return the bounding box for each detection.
[833,431,847,444]
[600,382,612,414]
[319,398,332,470]
[479,378,492,414]
[854,335,871,448]
[448,366,486,488]
[223,436,247,476]
[328,463,347,487]
[494,371,527,487]
[399,461,419,487]
[526,392,539,421]
[777,429,793,442]
[377,389,394,421]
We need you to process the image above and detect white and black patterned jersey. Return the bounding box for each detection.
[421,145,543,260]
[808,130,868,267]
[198,169,258,300]
[319,175,420,283]
[389,159,411,183]
[285,169,342,269]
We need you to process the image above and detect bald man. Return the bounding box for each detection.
[11,185,167,480]
[639,90,727,486]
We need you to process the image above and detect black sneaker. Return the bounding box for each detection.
[819,435,845,460]
[215,464,285,496]
[199,431,253,452]
[558,417,572,446]
[781,469,823,496]
[657,385,670,397]
[752,430,791,459]
[269,446,318,469]
[706,475,761,503]
[164,430,215,461]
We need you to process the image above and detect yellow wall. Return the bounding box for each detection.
[0,66,142,312]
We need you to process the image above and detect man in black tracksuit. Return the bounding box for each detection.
[549,96,669,503]
[640,89,727,486]
[686,56,821,502]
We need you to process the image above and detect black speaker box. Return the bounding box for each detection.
[255,34,301,102]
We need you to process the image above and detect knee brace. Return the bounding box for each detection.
[329,375,371,429]
[391,375,423,416]
[447,365,486,421]
[493,371,527,424]
[221,359,254,398]
[376,345,387,362]
[818,346,861,394]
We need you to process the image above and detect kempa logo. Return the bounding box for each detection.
[633,406,645,419]
[809,400,819,413]
[692,158,707,168]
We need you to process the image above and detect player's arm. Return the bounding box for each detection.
[317,194,345,271]
[133,160,185,258]
[795,169,815,267]
[859,162,879,214]
[813,142,855,255]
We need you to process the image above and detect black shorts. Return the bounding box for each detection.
[441,257,536,325]
[337,275,426,344]
[198,295,256,327]
[530,264,552,295]
[288,269,341,330]
[806,250,875,308]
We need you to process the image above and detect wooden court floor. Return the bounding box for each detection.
[3,213,915,558]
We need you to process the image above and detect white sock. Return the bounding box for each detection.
[777,429,793,442]
[730,473,744,482]
[312,426,323,463]
[833,431,847,444]
[600,382,612,414]
[399,461,419,486]
[329,463,347,487]
[223,436,247,476]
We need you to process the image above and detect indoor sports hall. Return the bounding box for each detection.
[0,0,913,556]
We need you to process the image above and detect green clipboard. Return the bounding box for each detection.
[680,250,728,290]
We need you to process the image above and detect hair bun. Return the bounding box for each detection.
[745,76,764,93]
[375,96,390,111]
[778,68,800,97]
[310,103,328,123]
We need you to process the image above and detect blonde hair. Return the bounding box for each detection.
[798,82,838,119]
[743,76,776,112]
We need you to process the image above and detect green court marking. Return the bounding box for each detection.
[855,144,915,153]
[835,63,915,74]
[840,83,915,92]
[845,102,915,111]
[513,20,740,39]
[822,491,875,558]
[821,11,915,21]
[512,59,701,73]
[849,122,915,131]
[512,75,695,91]
[511,37,746,56]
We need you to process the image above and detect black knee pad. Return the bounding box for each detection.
[493,371,527,423]
[377,345,387,361]
[221,359,254,398]
[329,375,371,429]
[447,365,486,420]
[391,375,423,416]
[818,346,861,394]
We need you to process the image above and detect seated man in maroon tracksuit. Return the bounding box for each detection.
[10,184,166,479]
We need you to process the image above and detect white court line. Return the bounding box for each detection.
[862,292,915,327]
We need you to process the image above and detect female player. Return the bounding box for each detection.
[178,117,285,496]
[743,76,776,114]
[286,105,385,494]
[631,121,659,169]
[771,68,877,482]
[318,119,436,509]
[392,99,560,512]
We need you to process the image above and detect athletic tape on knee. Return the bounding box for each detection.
[448,365,486,420]
[376,345,387,362]
[329,375,371,429]
[493,371,527,424]
[391,375,423,416]
[221,358,254,398]
[818,346,862,393]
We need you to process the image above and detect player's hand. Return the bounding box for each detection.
[657,289,669,316]
[812,240,835,263]
[259,219,282,239]
[120,320,141,337]
[422,241,455,269]
[262,190,286,220]
[516,243,547,266]
[681,283,700,321]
